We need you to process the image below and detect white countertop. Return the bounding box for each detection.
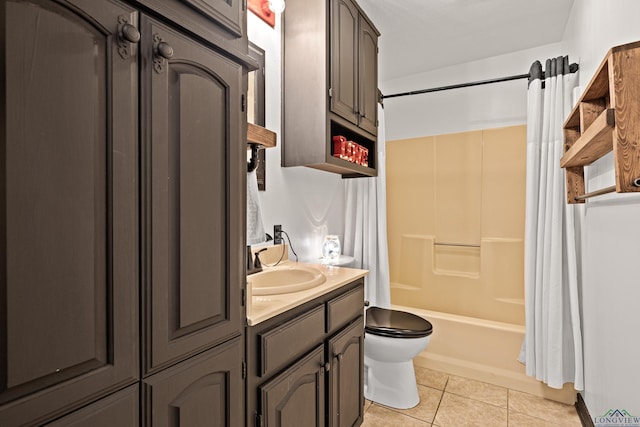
[246,261,368,326]
[311,255,356,267]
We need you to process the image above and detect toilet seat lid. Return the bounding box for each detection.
[365,307,433,338]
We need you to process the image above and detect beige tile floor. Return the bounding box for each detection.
[362,366,583,427]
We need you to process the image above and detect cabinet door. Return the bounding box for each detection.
[328,318,364,427]
[260,345,326,427]
[143,336,243,426]
[358,15,378,136]
[0,0,139,424]
[330,0,359,126]
[45,384,139,427]
[141,16,244,374]
[181,0,244,38]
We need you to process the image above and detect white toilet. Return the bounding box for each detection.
[364,307,433,409]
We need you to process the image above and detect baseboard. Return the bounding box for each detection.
[576,393,594,427]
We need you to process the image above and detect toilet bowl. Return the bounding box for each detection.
[364,307,433,409]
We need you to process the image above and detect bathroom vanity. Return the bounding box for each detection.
[246,262,368,426]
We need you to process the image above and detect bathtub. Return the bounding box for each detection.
[393,305,577,405]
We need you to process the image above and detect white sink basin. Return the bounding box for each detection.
[249,264,326,295]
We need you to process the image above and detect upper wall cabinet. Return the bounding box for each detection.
[283,0,380,177]
[330,0,378,136]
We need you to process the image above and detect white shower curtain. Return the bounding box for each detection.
[519,57,583,390]
[343,104,391,308]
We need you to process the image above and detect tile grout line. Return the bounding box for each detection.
[430,375,449,426]
[441,390,509,411]
[506,387,510,427]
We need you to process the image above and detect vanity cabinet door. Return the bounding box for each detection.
[260,345,326,427]
[143,336,243,426]
[141,15,245,375]
[328,318,365,427]
[0,0,139,424]
[44,385,139,427]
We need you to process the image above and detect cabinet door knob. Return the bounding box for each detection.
[364,300,370,307]
[120,23,140,44]
[324,362,331,372]
[156,41,174,60]
[336,353,343,362]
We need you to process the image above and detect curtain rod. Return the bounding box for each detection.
[381,63,579,100]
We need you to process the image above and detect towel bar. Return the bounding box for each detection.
[434,242,480,248]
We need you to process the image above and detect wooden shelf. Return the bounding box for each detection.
[561,40,640,203]
[561,109,615,167]
[247,123,277,149]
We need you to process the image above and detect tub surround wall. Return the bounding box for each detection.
[386,125,526,326]
[384,125,575,402]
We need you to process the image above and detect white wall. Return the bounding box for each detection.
[381,43,562,140]
[248,13,345,261]
[561,0,640,419]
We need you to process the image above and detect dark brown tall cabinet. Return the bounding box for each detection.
[0,0,251,425]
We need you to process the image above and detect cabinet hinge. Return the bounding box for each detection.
[242,360,246,379]
[328,87,333,98]
[243,0,247,11]
[241,94,246,112]
[241,288,246,307]
[255,414,263,427]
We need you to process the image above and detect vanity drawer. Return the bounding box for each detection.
[326,281,364,334]
[258,304,325,377]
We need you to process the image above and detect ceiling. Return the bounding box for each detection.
[357,0,575,82]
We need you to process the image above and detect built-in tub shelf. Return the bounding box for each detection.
[561,40,640,203]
